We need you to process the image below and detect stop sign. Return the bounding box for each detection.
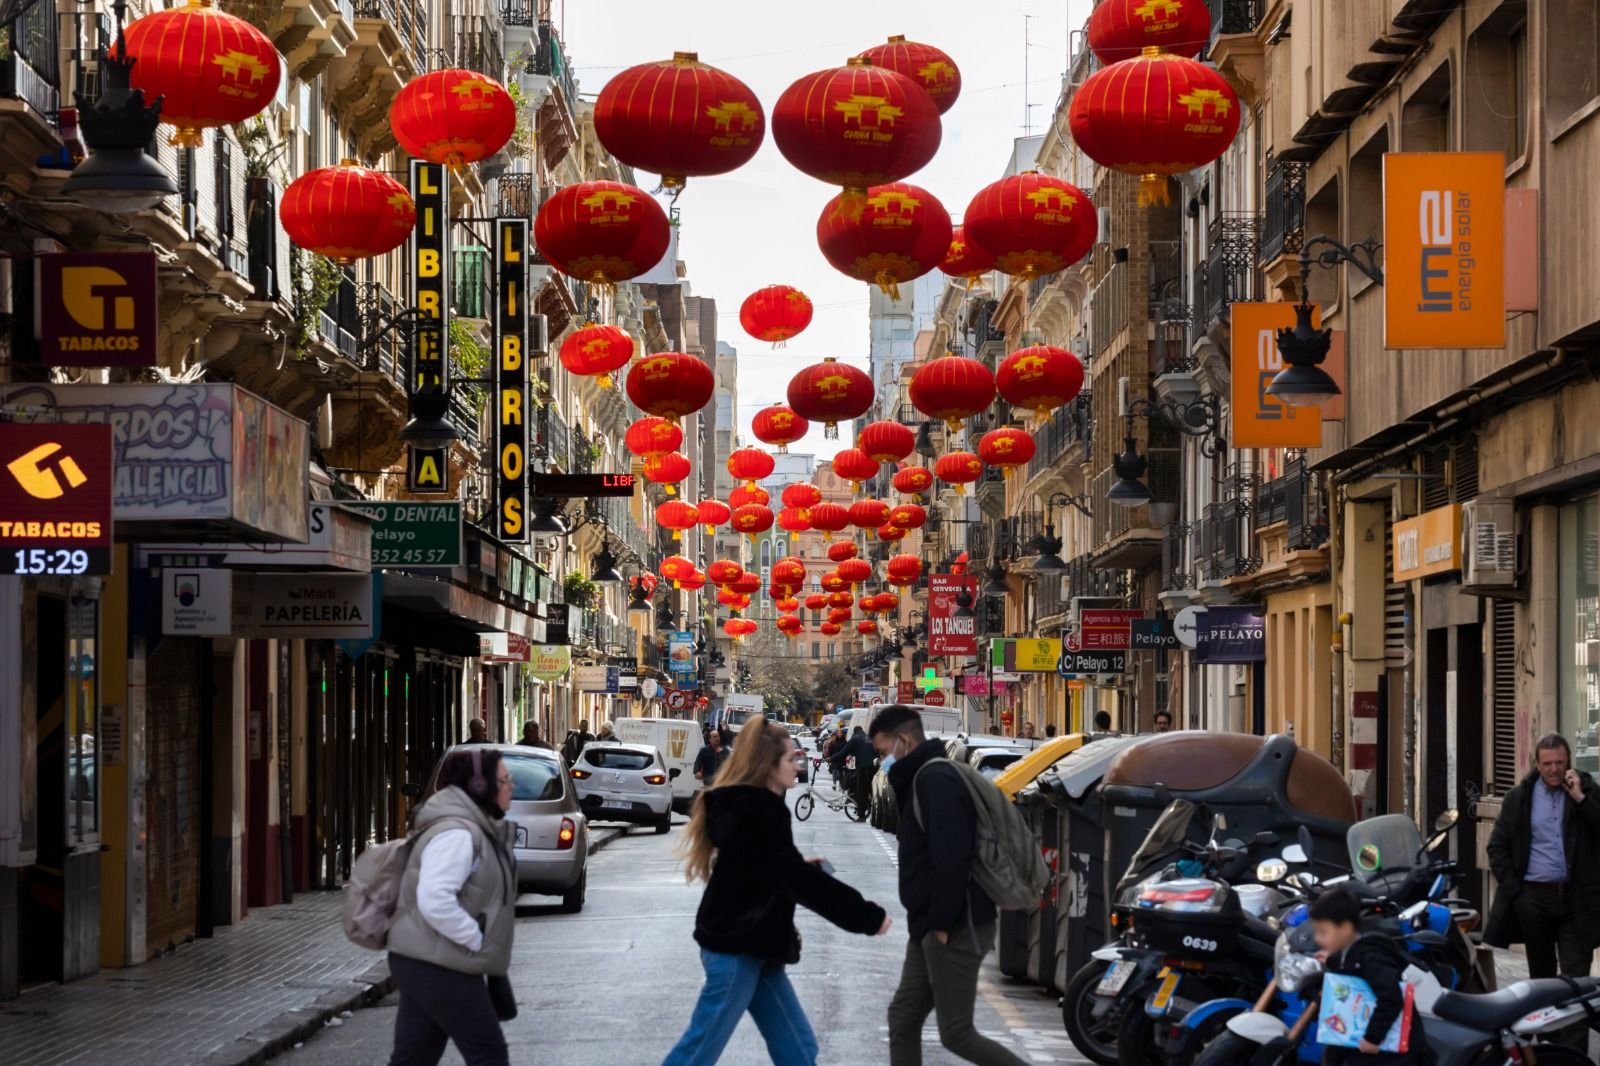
[925,690,946,706]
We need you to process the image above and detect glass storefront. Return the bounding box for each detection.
[1559,496,1600,772]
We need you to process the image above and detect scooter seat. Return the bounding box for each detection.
[1432,978,1580,1030]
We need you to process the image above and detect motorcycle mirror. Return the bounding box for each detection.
[1213,813,1228,832]
[1282,843,1308,864]
[1433,808,1459,833]
[1357,843,1382,872]
[1256,858,1289,884]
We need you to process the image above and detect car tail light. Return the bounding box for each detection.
[643,773,668,785]
[558,817,576,850]
[570,768,591,779]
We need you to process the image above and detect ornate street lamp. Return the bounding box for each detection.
[1106,434,1152,509]
[1267,235,1382,410]
[590,543,623,584]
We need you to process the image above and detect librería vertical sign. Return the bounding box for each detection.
[495,218,529,540]
[408,160,452,493]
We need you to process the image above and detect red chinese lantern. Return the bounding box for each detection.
[996,344,1086,421]
[831,448,880,492]
[935,451,985,494]
[778,506,811,541]
[817,182,952,297]
[849,499,891,533]
[963,172,1097,278]
[697,499,731,534]
[728,447,776,486]
[732,504,774,539]
[873,590,902,613]
[1087,0,1210,64]
[775,596,801,613]
[773,558,808,589]
[770,579,801,600]
[787,358,873,437]
[724,618,759,641]
[1068,54,1241,206]
[826,609,852,626]
[859,420,916,464]
[886,554,922,587]
[626,352,715,421]
[805,593,829,611]
[120,0,280,148]
[821,622,843,636]
[594,53,764,188]
[857,619,880,636]
[889,502,927,529]
[626,416,684,457]
[740,286,814,345]
[781,482,823,515]
[559,324,634,388]
[279,161,415,266]
[938,225,995,283]
[752,405,811,452]
[729,484,770,509]
[857,36,962,114]
[655,500,700,540]
[390,68,515,169]
[644,451,690,495]
[717,588,743,608]
[821,571,848,594]
[979,427,1037,475]
[677,569,707,592]
[809,503,851,541]
[828,541,859,563]
[837,558,873,586]
[776,615,804,637]
[951,550,971,575]
[772,58,942,206]
[730,571,764,597]
[828,592,855,610]
[708,560,744,586]
[535,180,671,286]
[859,593,880,614]
[877,523,908,543]
[910,354,997,431]
[893,465,934,497]
[659,554,696,587]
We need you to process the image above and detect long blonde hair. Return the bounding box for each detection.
[681,715,793,883]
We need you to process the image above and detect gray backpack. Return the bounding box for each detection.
[342,817,480,949]
[912,757,1050,911]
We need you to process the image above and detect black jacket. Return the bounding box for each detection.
[843,734,877,776]
[1484,768,1600,949]
[694,744,729,785]
[887,739,997,940]
[693,786,885,963]
[1323,933,1420,1065]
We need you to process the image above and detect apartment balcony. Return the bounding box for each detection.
[326,0,427,155]
[1208,0,1264,106]
[1201,213,1263,330]
[221,0,356,83]
[1064,552,1128,604]
[1260,161,1308,293]
[1246,458,1331,581]
[452,18,505,79]
[519,21,580,169]
[537,402,572,473]
[1024,393,1093,492]
[1091,447,1179,570]
[1090,260,1131,360]
[971,298,1004,366]
[452,246,492,321]
[0,0,62,175]
[1160,523,1200,609]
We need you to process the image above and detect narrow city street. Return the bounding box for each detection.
[280,784,1083,1066]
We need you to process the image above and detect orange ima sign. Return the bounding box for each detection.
[1383,152,1505,350]
[1230,302,1322,448]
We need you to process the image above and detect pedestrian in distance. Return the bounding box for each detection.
[1044,723,1058,739]
[597,720,616,742]
[561,719,595,765]
[870,705,1031,1066]
[827,728,851,785]
[1310,886,1422,1066]
[1092,710,1112,732]
[661,715,891,1066]
[842,726,877,810]
[517,721,552,749]
[384,747,518,1066]
[695,728,731,787]
[1152,710,1173,733]
[465,718,487,744]
[1020,722,1036,740]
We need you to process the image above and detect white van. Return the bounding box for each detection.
[610,717,705,811]
[847,702,965,738]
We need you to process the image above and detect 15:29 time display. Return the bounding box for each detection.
[9,548,93,575]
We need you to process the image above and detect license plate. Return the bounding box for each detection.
[515,826,528,847]
[602,799,632,809]
[1096,960,1135,995]
[1150,970,1181,1012]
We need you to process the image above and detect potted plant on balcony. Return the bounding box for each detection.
[563,571,598,609]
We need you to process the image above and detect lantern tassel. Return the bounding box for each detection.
[672,529,682,540]
[169,127,204,149]
[1138,174,1171,207]
[829,187,869,223]
[873,272,902,300]
[665,486,676,495]
[703,524,714,535]
[598,373,613,389]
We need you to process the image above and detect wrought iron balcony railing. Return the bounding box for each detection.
[1262,160,1307,265]
[530,21,578,122]
[1162,523,1195,592]
[1254,457,1329,553]
[355,0,429,74]
[1202,213,1263,326]
[1211,0,1262,40]
[1027,392,1093,480]
[1,0,61,120]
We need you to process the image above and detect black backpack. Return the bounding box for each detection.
[561,730,583,766]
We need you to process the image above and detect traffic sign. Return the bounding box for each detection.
[925,690,947,706]
[665,689,690,712]
[1174,606,1207,649]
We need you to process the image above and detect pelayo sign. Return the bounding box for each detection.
[1196,604,1266,664]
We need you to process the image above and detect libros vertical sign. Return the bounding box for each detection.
[495,219,529,540]
[408,160,451,493]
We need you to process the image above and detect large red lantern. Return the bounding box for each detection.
[978,427,1037,475]
[696,499,731,535]
[626,352,715,421]
[821,571,848,594]
[724,618,759,641]
[752,405,810,452]
[858,420,916,464]
[732,504,774,539]
[558,324,635,388]
[893,465,934,497]
[717,587,743,607]
[935,451,985,494]
[280,162,415,266]
[728,447,776,486]
[626,416,683,457]
[740,286,814,345]
[729,484,770,509]
[817,182,952,297]
[828,593,855,611]
[730,571,764,597]
[772,58,942,203]
[951,551,970,575]
[910,354,997,431]
[828,541,859,562]
[781,482,823,515]
[938,225,995,283]
[644,451,691,495]
[655,500,700,540]
[878,523,908,543]
[677,569,707,592]
[820,622,843,636]
[391,69,516,169]
[827,609,853,626]
[660,555,696,587]
[120,0,280,148]
[776,615,804,638]
[837,558,873,585]
[787,358,873,437]
[535,181,671,286]
[889,502,927,529]
[1068,54,1242,206]
[831,448,880,491]
[805,593,829,611]
[849,499,891,533]
[857,619,880,636]
[886,554,923,587]
[996,344,1086,421]
[778,507,811,541]
[873,590,902,613]
[773,558,808,589]
[964,172,1097,279]
[594,53,764,188]
[857,36,962,114]
[707,560,744,587]
[859,593,881,614]
[809,503,850,540]
[1088,0,1211,64]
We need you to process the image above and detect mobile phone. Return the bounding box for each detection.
[816,859,836,875]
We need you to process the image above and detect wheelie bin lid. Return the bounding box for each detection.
[1043,734,1147,800]
[1103,731,1355,824]
[993,734,1085,799]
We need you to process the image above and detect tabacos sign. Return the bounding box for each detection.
[35,252,158,366]
[0,423,114,576]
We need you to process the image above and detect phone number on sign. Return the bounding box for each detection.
[375,548,453,565]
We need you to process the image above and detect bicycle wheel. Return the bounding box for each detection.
[794,791,815,821]
[849,793,870,822]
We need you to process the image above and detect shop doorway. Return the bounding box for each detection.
[19,595,66,986]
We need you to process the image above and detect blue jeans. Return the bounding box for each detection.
[661,949,819,1066]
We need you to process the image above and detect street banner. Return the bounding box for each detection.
[989,637,1062,672]
[494,219,529,540]
[528,645,571,681]
[668,630,696,676]
[1130,618,1179,649]
[543,604,571,646]
[35,252,158,366]
[1383,151,1505,350]
[1078,608,1143,650]
[342,501,462,567]
[408,160,452,493]
[0,422,113,576]
[1230,302,1323,448]
[897,680,916,703]
[1196,605,1267,664]
[928,573,978,656]
[1393,503,1462,582]
[609,655,638,690]
[481,633,533,663]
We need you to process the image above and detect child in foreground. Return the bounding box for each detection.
[1310,886,1421,1065]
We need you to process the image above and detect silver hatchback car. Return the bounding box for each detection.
[571,742,675,833]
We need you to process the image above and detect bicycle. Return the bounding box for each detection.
[793,767,868,822]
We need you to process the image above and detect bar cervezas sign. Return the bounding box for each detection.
[495,218,529,540]
[0,423,115,575]
[35,252,158,367]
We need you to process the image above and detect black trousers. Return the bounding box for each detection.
[388,953,510,1066]
[1514,883,1593,979]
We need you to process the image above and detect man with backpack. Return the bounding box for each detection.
[870,705,1039,1066]
[560,719,594,767]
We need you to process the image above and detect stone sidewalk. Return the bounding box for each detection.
[0,827,623,1066]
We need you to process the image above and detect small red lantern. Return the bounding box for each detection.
[805,593,829,611]
[963,172,1097,279]
[874,591,902,613]
[910,354,997,431]
[893,465,935,497]
[730,571,764,597]
[770,579,801,600]
[996,344,1086,421]
[859,420,917,464]
[828,541,859,563]
[877,523,908,543]
[678,569,707,592]
[787,358,873,438]
[831,448,880,491]
[776,615,804,637]
[809,503,851,541]
[728,447,776,486]
[773,558,809,589]
[732,504,774,539]
[697,499,731,534]
[935,451,985,494]
[1087,0,1211,64]
[559,324,634,388]
[626,416,684,457]
[827,609,853,626]
[939,225,996,283]
[817,182,952,297]
[849,499,891,533]
[979,427,1037,475]
[889,503,927,529]
[626,352,715,421]
[778,506,812,541]
[860,593,881,614]
[729,484,770,509]
[724,618,759,641]
[886,554,923,587]
[775,596,801,613]
[717,588,743,608]
[857,619,880,636]
[655,500,700,540]
[391,68,516,169]
[280,161,415,266]
[595,53,764,189]
[752,404,811,452]
[837,558,873,586]
[535,180,671,286]
[828,592,855,611]
[740,286,814,345]
[644,451,691,495]
[707,560,744,587]
[1068,54,1241,206]
[120,0,280,148]
[821,621,843,636]
[781,482,823,514]
[857,36,962,114]
[660,555,696,587]
[951,550,971,576]
[821,571,848,594]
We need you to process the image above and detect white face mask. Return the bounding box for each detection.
[880,737,908,772]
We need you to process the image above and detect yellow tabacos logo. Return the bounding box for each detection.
[58,266,139,352]
[8,442,88,500]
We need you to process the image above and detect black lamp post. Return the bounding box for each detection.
[590,543,623,584]
[527,497,569,534]
[1106,434,1153,509]
[1266,235,1380,411]
[982,558,1010,597]
[953,586,975,619]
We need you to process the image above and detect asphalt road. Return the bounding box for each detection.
[276,778,1085,1064]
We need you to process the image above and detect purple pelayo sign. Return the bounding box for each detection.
[1196,605,1267,664]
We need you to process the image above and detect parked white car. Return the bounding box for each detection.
[610,717,704,812]
[571,742,674,833]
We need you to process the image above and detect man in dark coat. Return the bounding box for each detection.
[1485,732,1600,980]
[841,727,877,809]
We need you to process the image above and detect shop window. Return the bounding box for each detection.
[1465,6,1528,163]
[1546,0,1600,131]
[67,593,100,846]
[1559,495,1600,771]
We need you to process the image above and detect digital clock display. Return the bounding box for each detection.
[5,548,107,576]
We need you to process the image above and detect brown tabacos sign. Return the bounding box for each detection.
[0,422,114,575]
[35,252,158,366]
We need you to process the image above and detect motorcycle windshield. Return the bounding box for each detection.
[1345,814,1425,881]
[1115,798,1199,896]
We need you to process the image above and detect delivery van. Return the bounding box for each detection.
[610,717,705,811]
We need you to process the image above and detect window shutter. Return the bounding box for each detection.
[1383,518,1410,665]
[1491,598,1518,793]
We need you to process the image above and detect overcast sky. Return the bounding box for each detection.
[560,0,1094,460]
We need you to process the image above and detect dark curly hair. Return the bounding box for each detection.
[435,747,507,820]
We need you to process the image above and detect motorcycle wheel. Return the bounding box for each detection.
[1062,960,1123,1066]
[1190,1031,1259,1066]
[1164,1007,1239,1066]
[1117,995,1166,1066]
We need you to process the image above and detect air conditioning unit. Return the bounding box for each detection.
[529,312,549,355]
[1462,497,1519,594]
